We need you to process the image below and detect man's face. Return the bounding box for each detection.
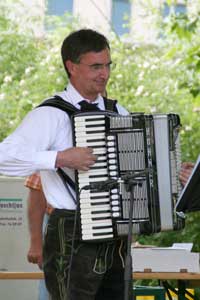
[67,48,111,100]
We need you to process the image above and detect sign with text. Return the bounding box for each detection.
[0,176,39,300]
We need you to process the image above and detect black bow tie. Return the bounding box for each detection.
[79,100,100,112]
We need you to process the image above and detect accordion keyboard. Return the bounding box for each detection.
[73,112,149,241]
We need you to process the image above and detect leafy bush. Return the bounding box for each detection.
[0,4,77,138]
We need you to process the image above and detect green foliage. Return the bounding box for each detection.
[1,0,200,253]
[0,3,78,139]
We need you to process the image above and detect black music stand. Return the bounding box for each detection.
[122,172,148,300]
[82,172,148,300]
[176,155,200,214]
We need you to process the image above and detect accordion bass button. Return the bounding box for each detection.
[108,159,117,164]
[111,189,118,193]
[107,135,115,141]
[109,171,117,176]
[111,200,119,205]
[111,194,119,200]
[107,141,115,147]
[107,147,115,153]
[112,207,120,212]
[109,165,117,170]
[108,153,116,158]
[112,212,120,218]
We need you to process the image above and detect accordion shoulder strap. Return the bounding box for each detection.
[38,95,118,114]
[37,95,119,194]
[103,97,118,113]
[38,95,79,116]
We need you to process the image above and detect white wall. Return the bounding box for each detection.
[73,0,112,37]
[15,0,45,36]
[17,0,200,42]
[130,0,163,44]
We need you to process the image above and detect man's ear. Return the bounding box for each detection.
[65,60,77,76]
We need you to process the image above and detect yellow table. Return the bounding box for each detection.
[133,272,200,300]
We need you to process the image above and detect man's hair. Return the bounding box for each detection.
[61,28,110,77]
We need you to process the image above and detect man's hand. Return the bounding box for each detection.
[27,242,43,269]
[179,162,194,186]
[56,147,97,171]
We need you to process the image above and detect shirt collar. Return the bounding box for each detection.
[56,82,103,107]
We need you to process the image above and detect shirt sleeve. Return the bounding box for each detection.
[0,107,60,177]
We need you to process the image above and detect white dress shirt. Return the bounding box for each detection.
[0,83,129,209]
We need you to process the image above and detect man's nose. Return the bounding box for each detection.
[99,65,110,77]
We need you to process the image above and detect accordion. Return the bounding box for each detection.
[72,112,184,241]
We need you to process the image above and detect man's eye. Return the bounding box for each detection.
[91,64,101,70]
[89,62,113,71]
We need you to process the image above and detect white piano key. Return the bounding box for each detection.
[81,216,111,224]
[75,115,105,121]
[96,155,107,161]
[75,131,105,138]
[82,229,113,236]
[81,213,112,220]
[75,123,105,130]
[80,191,109,198]
[78,176,108,183]
[80,196,110,202]
[80,202,110,209]
[75,114,105,119]
[78,181,109,190]
[80,212,111,219]
[93,148,107,155]
[82,227,113,234]
[76,126,105,132]
[75,120,105,127]
[82,234,114,240]
[82,224,113,231]
[80,193,110,200]
[81,219,112,228]
[75,133,105,141]
[80,203,110,210]
[75,117,105,124]
[76,142,106,147]
[80,205,111,213]
[91,162,107,168]
[80,198,110,206]
[78,169,107,177]
[80,197,109,202]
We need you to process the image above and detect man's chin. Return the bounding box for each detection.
[96,86,106,95]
